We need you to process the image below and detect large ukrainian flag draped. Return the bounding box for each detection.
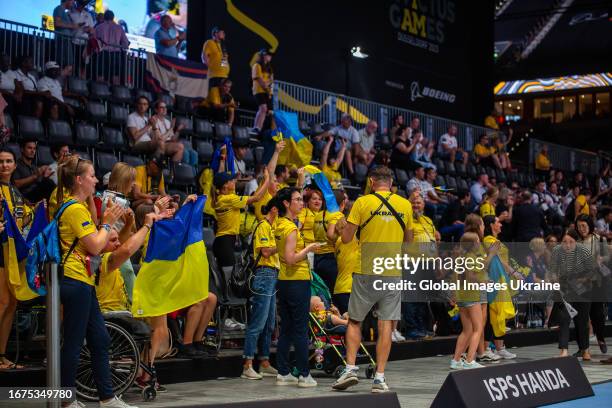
[303,165,339,213]
[487,256,516,337]
[275,111,312,167]
[132,197,209,317]
[1,201,47,301]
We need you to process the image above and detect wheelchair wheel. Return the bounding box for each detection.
[142,385,157,401]
[76,321,140,401]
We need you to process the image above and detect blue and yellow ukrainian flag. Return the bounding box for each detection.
[132,196,209,318]
[2,201,47,300]
[211,137,236,175]
[303,165,340,213]
[275,110,313,167]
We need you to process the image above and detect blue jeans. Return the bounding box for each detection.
[243,267,278,360]
[60,277,114,401]
[314,253,338,300]
[180,140,198,167]
[402,302,428,337]
[276,280,311,377]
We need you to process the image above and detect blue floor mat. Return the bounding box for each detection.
[543,381,612,407]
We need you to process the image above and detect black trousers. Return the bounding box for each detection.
[554,301,591,350]
[590,301,607,342]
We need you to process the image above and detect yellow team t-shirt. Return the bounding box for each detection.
[96,252,129,312]
[474,143,495,158]
[275,216,310,280]
[322,163,342,189]
[480,201,496,218]
[298,208,318,245]
[535,153,551,171]
[254,219,280,269]
[484,115,499,130]
[253,190,272,221]
[575,194,589,216]
[59,199,98,286]
[203,39,229,79]
[347,192,413,276]
[0,182,32,230]
[334,237,359,294]
[483,235,509,264]
[412,215,436,243]
[313,210,344,254]
[214,193,248,236]
[134,165,165,195]
[251,63,272,95]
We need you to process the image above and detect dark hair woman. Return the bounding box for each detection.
[274,188,320,387]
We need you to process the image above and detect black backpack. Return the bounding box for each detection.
[231,221,264,298]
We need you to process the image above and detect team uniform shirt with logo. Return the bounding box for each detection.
[203,39,229,79]
[275,216,310,281]
[96,253,129,312]
[347,192,413,275]
[298,207,318,245]
[313,210,344,255]
[59,199,98,286]
[334,237,359,294]
[253,219,280,269]
[214,193,248,236]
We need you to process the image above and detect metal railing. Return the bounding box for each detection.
[529,138,601,175]
[273,80,497,152]
[0,18,147,89]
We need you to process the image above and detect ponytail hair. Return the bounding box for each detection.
[275,187,298,217]
[56,155,93,204]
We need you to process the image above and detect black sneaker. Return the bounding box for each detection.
[177,343,207,359]
[194,341,217,357]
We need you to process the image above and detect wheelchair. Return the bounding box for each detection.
[75,311,158,402]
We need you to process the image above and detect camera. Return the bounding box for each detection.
[101,190,130,210]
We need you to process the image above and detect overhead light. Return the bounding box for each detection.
[561,96,565,100]
[350,46,368,59]
[508,103,512,107]
[517,106,521,110]
[569,98,573,102]
[581,95,585,98]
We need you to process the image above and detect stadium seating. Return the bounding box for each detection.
[48,120,73,145]
[75,122,99,147]
[37,145,54,165]
[18,116,45,141]
[194,119,214,140]
[90,81,112,101]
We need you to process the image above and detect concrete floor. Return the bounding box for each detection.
[113,340,612,408]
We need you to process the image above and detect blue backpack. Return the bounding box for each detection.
[26,200,78,295]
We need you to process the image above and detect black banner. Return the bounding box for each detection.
[187,1,493,123]
[431,357,594,408]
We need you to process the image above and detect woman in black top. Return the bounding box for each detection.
[390,125,418,172]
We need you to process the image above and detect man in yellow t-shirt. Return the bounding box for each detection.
[333,237,359,314]
[474,134,501,169]
[332,166,413,393]
[252,49,274,132]
[201,27,229,89]
[198,78,237,125]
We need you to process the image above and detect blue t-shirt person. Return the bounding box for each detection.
[154,27,178,58]
[53,4,74,36]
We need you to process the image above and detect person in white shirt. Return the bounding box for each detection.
[0,54,18,93]
[12,55,45,118]
[150,99,186,164]
[438,124,468,165]
[38,61,80,121]
[354,120,377,166]
[127,96,162,155]
[69,1,95,46]
[316,114,359,177]
[48,143,70,185]
[470,172,489,210]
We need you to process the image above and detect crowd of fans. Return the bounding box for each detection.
[0,4,611,406]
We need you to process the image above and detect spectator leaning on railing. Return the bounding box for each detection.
[94,10,130,85]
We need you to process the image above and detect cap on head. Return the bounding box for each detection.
[213,172,237,190]
[45,61,60,70]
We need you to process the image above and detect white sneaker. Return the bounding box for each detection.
[450,359,464,370]
[65,401,85,408]
[99,396,138,408]
[332,366,359,390]
[372,377,390,393]
[479,348,502,362]
[298,374,318,387]
[241,366,263,380]
[462,360,484,369]
[276,373,299,385]
[230,317,246,330]
[259,364,278,377]
[496,348,517,360]
[393,330,406,342]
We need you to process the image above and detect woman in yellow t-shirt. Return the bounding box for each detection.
[274,188,320,385]
[55,155,126,403]
[479,186,498,218]
[252,49,274,132]
[241,200,281,379]
[320,136,346,189]
[313,190,348,295]
[451,232,487,369]
[212,169,269,267]
[0,148,33,369]
[298,188,323,245]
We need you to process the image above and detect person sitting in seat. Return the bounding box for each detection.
[131,156,179,221]
[474,134,502,169]
[197,78,237,125]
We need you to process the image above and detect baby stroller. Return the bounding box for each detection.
[308,273,376,379]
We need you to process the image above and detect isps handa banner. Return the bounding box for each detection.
[145,53,208,98]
